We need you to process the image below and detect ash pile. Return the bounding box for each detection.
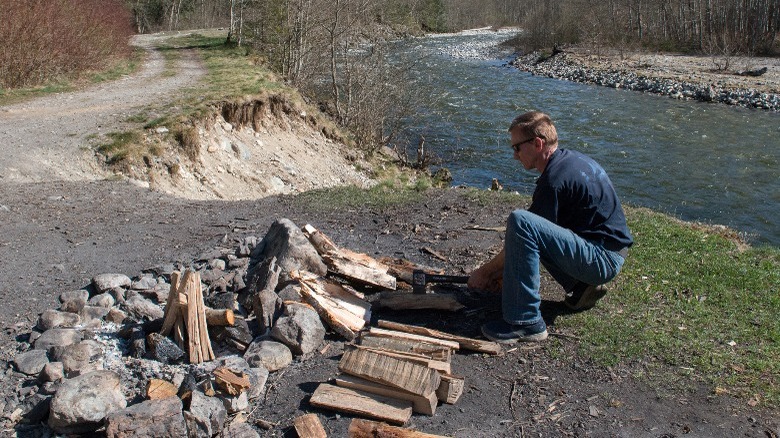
[7,218,500,437]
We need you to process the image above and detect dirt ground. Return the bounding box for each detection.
[1,31,779,437]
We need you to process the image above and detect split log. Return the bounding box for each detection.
[213,367,250,396]
[204,308,235,326]
[294,271,369,341]
[367,327,460,351]
[339,348,441,397]
[336,375,437,416]
[378,292,465,312]
[359,334,452,363]
[293,413,327,438]
[377,320,501,355]
[377,257,443,285]
[348,418,449,438]
[146,379,178,400]
[435,374,464,404]
[353,345,451,374]
[309,383,412,425]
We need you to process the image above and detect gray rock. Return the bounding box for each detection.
[219,391,248,414]
[80,305,111,328]
[106,308,127,324]
[109,286,126,305]
[131,275,157,290]
[184,411,210,438]
[93,273,131,292]
[124,295,164,321]
[200,355,269,401]
[277,283,303,302]
[188,390,227,436]
[48,370,127,434]
[59,290,89,313]
[41,361,65,382]
[253,288,282,334]
[243,339,292,372]
[52,340,103,377]
[270,303,325,355]
[88,292,115,308]
[147,332,185,364]
[222,421,261,438]
[13,350,50,375]
[37,309,81,331]
[105,396,187,438]
[244,366,269,400]
[35,328,83,351]
[249,218,326,285]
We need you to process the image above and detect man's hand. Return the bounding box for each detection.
[468,249,505,294]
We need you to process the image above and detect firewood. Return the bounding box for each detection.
[359,335,452,363]
[195,278,215,361]
[367,327,460,351]
[294,271,369,341]
[160,271,185,336]
[213,367,250,396]
[309,383,412,426]
[204,308,235,326]
[335,375,438,416]
[353,345,451,374]
[186,272,202,364]
[347,418,449,438]
[435,374,464,404]
[378,292,466,311]
[145,378,178,400]
[293,413,327,438]
[377,257,443,285]
[377,320,501,355]
[338,348,441,397]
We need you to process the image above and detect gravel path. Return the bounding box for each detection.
[0,34,205,183]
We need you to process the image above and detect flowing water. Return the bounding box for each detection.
[392,32,780,246]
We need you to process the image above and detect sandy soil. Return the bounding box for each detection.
[1,33,778,437]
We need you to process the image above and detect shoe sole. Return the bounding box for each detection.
[481,328,549,344]
[565,285,607,311]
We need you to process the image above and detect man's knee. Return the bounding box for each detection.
[507,210,536,234]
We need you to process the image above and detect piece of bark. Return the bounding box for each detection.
[213,367,250,396]
[309,383,412,426]
[205,307,235,326]
[146,378,178,400]
[367,327,460,351]
[378,292,465,312]
[336,375,437,416]
[348,418,449,438]
[435,374,464,404]
[359,335,452,363]
[293,413,327,438]
[339,348,441,397]
[377,320,501,355]
[352,345,451,374]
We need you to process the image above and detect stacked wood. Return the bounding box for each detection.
[378,292,466,311]
[348,419,449,438]
[376,257,443,285]
[436,374,465,404]
[338,348,441,397]
[292,270,370,341]
[159,270,215,364]
[335,375,438,416]
[377,320,501,355]
[309,384,412,425]
[302,224,396,290]
[293,413,327,438]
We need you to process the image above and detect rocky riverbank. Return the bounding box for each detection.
[509,49,780,111]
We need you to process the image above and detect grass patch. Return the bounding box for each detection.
[95,131,160,166]
[555,207,780,406]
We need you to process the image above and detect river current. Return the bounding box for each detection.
[392,31,780,246]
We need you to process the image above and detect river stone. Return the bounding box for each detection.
[270,303,325,355]
[53,340,104,377]
[41,361,65,382]
[80,305,111,328]
[106,308,127,324]
[37,309,81,331]
[92,273,131,292]
[223,421,261,438]
[48,370,127,434]
[243,339,292,372]
[249,218,326,284]
[104,396,187,438]
[88,292,115,308]
[188,390,227,436]
[124,295,164,321]
[109,286,126,305]
[13,350,49,375]
[59,290,89,313]
[131,275,157,290]
[35,328,83,351]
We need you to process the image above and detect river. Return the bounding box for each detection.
[391,31,780,247]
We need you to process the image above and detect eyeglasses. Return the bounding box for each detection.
[511,137,537,152]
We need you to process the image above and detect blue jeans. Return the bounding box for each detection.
[502,210,626,325]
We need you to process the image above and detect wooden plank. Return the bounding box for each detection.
[348,418,449,438]
[378,292,465,312]
[435,374,464,404]
[293,413,327,438]
[309,383,412,426]
[353,345,451,375]
[338,348,441,397]
[159,271,183,336]
[186,271,201,364]
[359,335,452,363]
[336,375,437,416]
[367,327,460,351]
[196,279,215,361]
[377,320,501,355]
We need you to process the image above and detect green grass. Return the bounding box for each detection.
[555,207,780,405]
[96,131,147,165]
